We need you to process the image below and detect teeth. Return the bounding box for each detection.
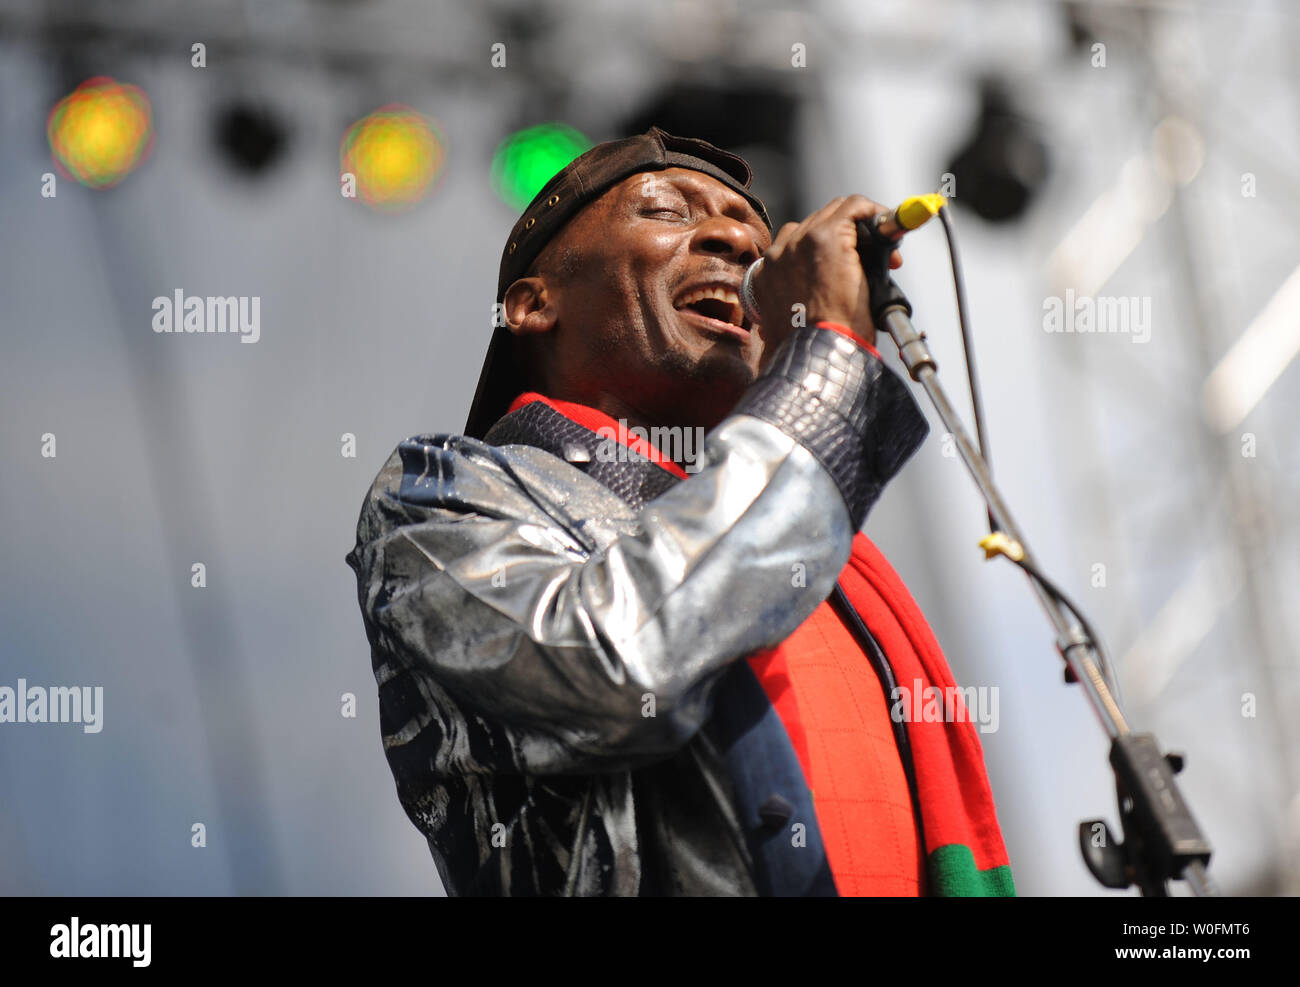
[679,286,741,308]
[676,285,746,328]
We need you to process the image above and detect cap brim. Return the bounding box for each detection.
[463,322,526,440]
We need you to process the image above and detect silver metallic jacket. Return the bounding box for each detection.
[345,324,931,895]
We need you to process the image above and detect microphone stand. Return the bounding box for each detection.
[855,223,1216,896]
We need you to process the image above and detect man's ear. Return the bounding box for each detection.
[503,276,557,337]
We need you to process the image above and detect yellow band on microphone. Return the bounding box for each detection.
[896,193,948,230]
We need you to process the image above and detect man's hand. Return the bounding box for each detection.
[750,195,903,365]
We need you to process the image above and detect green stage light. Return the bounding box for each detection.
[491,123,592,210]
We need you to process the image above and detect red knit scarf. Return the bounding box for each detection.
[506,390,1015,895]
[832,533,1014,895]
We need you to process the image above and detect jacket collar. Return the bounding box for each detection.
[480,392,686,511]
[507,392,691,478]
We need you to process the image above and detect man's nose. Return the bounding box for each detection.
[691,216,762,268]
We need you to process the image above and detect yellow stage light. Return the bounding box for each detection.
[47,76,153,189]
[341,105,445,212]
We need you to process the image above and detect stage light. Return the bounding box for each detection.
[214,101,289,176]
[945,79,1050,224]
[341,105,446,212]
[490,123,592,211]
[47,76,153,189]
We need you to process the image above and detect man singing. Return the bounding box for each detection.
[345,127,1014,896]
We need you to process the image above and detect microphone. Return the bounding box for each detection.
[739,193,947,324]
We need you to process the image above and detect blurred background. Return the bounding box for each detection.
[0,0,1296,896]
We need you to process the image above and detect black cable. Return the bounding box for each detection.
[1007,554,1120,700]
[938,210,993,473]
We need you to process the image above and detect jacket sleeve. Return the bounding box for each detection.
[346,324,929,775]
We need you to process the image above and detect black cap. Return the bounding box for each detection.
[463,126,772,439]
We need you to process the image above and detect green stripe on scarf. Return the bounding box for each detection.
[927,844,1016,897]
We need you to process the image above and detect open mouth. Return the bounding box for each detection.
[673,285,751,339]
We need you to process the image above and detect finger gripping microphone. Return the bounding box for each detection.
[739,193,947,324]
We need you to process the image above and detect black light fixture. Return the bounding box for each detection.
[213,99,289,176]
[945,78,1050,224]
